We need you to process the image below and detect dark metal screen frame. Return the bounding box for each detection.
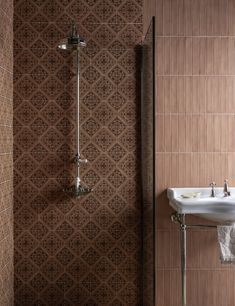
[141,16,156,306]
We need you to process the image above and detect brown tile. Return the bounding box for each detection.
[163,114,171,152]
[187,270,200,306]
[156,269,181,306]
[14,0,143,304]
[162,0,171,36]
[151,0,235,304]
[156,76,164,113]
[156,192,173,230]
[156,114,164,152]
[155,0,163,35]
[228,0,235,35]
[227,153,235,185]
[143,0,155,35]
[171,115,179,152]
[198,270,231,305]
[157,230,180,268]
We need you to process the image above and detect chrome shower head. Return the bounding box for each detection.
[58,22,86,50]
[63,184,93,198]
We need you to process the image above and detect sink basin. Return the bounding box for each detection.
[167,187,235,223]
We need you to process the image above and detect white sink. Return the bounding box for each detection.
[167,187,235,223]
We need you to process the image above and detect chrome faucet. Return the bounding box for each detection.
[223,179,231,197]
[209,182,216,197]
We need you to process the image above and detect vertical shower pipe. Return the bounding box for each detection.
[58,23,91,196]
[75,47,87,189]
[76,48,80,190]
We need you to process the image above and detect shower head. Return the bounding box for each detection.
[58,22,86,50]
[63,183,93,198]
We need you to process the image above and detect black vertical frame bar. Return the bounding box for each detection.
[140,40,144,306]
[141,16,156,306]
[152,16,156,306]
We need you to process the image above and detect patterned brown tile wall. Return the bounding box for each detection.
[144,0,235,305]
[13,0,143,305]
[0,1,14,305]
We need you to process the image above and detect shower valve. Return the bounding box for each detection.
[74,154,88,165]
[78,158,88,164]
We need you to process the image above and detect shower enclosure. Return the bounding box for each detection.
[14,1,144,304]
[141,17,156,306]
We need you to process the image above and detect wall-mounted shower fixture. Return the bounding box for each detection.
[58,23,92,198]
[58,23,86,50]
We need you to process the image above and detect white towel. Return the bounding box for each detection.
[217,224,235,263]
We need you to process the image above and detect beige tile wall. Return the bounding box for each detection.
[0,0,14,305]
[144,0,235,305]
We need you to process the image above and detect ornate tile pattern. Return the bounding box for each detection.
[14,0,143,305]
[0,0,14,305]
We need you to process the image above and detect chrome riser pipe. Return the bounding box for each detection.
[180,215,187,306]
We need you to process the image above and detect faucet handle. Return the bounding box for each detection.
[74,154,88,165]
[209,182,216,197]
[224,179,230,196]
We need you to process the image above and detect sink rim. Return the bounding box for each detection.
[167,187,235,222]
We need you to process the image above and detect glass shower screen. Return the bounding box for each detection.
[141,17,156,306]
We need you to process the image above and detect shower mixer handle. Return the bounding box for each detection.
[78,158,88,164]
[74,154,88,165]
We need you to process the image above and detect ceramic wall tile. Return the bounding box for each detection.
[14,0,143,305]
[0,0,14,305]
[144,0,235,304]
